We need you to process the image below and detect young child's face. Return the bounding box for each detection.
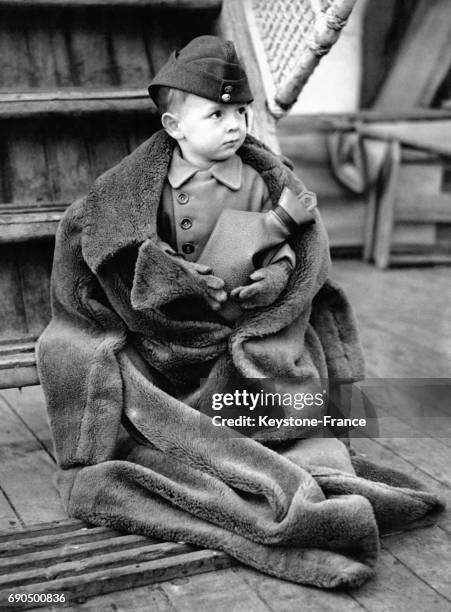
[165,93,248,168]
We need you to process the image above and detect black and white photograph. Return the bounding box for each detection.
[0,0,450,610]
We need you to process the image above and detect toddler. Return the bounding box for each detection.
[148,35,309,318]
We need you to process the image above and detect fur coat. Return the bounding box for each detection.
[37,130,444,589]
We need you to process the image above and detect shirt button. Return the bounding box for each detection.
[180,218,192,230]
[182,242,194,254]
[177,192,189,205]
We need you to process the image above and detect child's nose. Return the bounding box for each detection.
[226,114,240,131]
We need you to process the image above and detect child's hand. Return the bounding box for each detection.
[171,256,227,311]
[230,259,292,310]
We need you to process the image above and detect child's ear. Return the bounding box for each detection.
[161,112,184,140]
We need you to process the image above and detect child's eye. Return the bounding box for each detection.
[211,111,223,118]
[238,106,247,115]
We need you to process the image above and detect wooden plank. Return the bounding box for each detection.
[0,398,65,525]
[375,437,451,490]
[44,120,92,204]
[332,260,451,344]
[276,110,451,136]
[373,140,401,268]
[63,585,175,612]
[363,186,378,261]
[160,568,271,612]
[0,92,155,119]
[351,440,451,604]
[381,526,451,603]
[396,194,451,224]
[332,261,451,377]
[0,127,7,203]
[0,211,63,223]
[48,10,74,88]
[350,545,451,612]
[108,12,152,86]
[16,243,52,335]
[391,224,436,247]
[4,124,52,205]
[349,311,450,378]
[0,386,53,458]
[0,216,60,242]
[0,11,31,91]
[0,518,84,540]
[388,253,451,266]
[87,119,130,179]
[67,10,117,88]
[359,121,451,158]
[63,589,173,612]
[23,10,65,90]
[0,202,66,213]
[234,566,366,612]
[0,0,221,7]
[0,347,36,369]
[0,89,150,101]
[0,489,21,532]
[0,450,66,525]
[375,0,451,109]
[1,542,201,588]
[0,527,124,557]
[0,246,28,340]
[0,534,152,573]
[0,549,235,610]
[145,14,179,78]
[0,366,39,390]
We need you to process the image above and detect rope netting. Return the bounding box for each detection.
[250,0,355,116]
[252,0,331,90]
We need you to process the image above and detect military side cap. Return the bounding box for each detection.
[148,35,253,107]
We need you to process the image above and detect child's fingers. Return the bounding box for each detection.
[191,263,213,275]
[230,286,245,298]
[249,268,268,282]
[205,292,227,310]
[236,281,263,301]
[207,288,227,303]
[205,275,225,290]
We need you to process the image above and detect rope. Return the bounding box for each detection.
[307,37,332,57]
[325,13,348,31]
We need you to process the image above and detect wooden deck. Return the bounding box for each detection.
[1,259,450,611]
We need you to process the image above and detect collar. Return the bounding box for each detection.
[168,146,242,191]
